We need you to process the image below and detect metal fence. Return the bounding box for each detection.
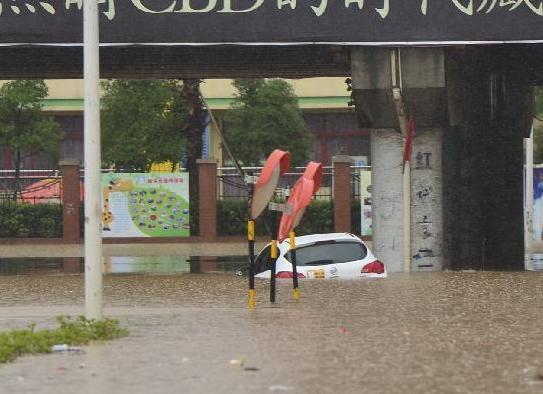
[0,169,62,204]
[218,165,372,202]
[351,165,372,201]
[1,165,373,204]
[217,166,334,201]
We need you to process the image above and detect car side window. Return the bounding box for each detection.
[255,245,271,274]
[285,241,367,266]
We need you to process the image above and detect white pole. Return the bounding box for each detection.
[84,0,103,320]
[403,161,411,273]
[525,125,534,265]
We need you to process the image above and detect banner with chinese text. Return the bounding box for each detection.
[1,1,543,45]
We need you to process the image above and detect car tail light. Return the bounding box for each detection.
[276,271,306,279]
[362,260,385,274]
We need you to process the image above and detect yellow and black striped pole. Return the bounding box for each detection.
[270,238,278,303]
[248,219,256,309]
[247,173,257,309]
[270,210,278,303]
[289,231,301,300]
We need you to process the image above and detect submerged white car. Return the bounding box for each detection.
[254,233,387,279]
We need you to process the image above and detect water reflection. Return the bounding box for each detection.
[2,254,543,276]
[0,256,247,276]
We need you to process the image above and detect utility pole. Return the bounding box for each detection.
[84,0,103,320]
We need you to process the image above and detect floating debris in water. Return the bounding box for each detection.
[229,357,245,367]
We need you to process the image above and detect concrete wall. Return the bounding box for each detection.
[371,130,404,272]
[410,129,443,271]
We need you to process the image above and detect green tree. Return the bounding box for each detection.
[223,79,311,166]
[101,80,189,171]
[0,80,62,198]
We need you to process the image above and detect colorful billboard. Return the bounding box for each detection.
[101,173,190,238]
[533,167,543,242]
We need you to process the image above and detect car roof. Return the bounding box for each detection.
[282,233,363,247]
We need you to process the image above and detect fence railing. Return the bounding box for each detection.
[351,165,371,201]
[217,166,335,201]
[0,169,62,204]
[218,165,372,202]
[0,163,372,238]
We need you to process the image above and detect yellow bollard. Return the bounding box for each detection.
[289,231,301,301]
[248,220,256,309]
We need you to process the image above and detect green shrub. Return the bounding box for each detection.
[217,199,334,236]
[0,200,366,238]
[295,200,334,235]
[217,199,267,236]
[0,203,62,238]
[0,316,128,364]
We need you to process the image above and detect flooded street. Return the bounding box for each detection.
[1,263,543,393]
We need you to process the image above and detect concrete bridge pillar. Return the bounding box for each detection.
[370,128,444,272]
[370,129,404,271]
[352,46,534,272]
[443,48,533,270]
[352,47,446,272]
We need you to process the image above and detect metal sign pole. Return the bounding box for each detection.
[84,0,103,320]
[247,176,256,309]
[289,231,301,300]
[269,208,278,304]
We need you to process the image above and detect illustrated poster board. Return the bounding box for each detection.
[101,173,190,237]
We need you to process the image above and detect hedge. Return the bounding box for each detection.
[217,199,336,236]
[0,202,62,238]
[0,200,363,238]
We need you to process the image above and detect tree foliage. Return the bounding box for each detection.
[223,79,310,166]
[0,80,62,195]
[0,80,61,157]
[101,80,189,171]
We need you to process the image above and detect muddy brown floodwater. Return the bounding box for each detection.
[1,271,543,394]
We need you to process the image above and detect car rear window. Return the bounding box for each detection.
[285,241,367,266]
[255,245,271,274]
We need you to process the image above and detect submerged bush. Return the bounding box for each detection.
[0,315,129,364]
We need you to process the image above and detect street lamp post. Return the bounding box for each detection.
[84,0,103,320]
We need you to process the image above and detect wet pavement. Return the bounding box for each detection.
[0,261,542,393]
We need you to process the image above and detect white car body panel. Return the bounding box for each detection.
[255,233,387,280]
